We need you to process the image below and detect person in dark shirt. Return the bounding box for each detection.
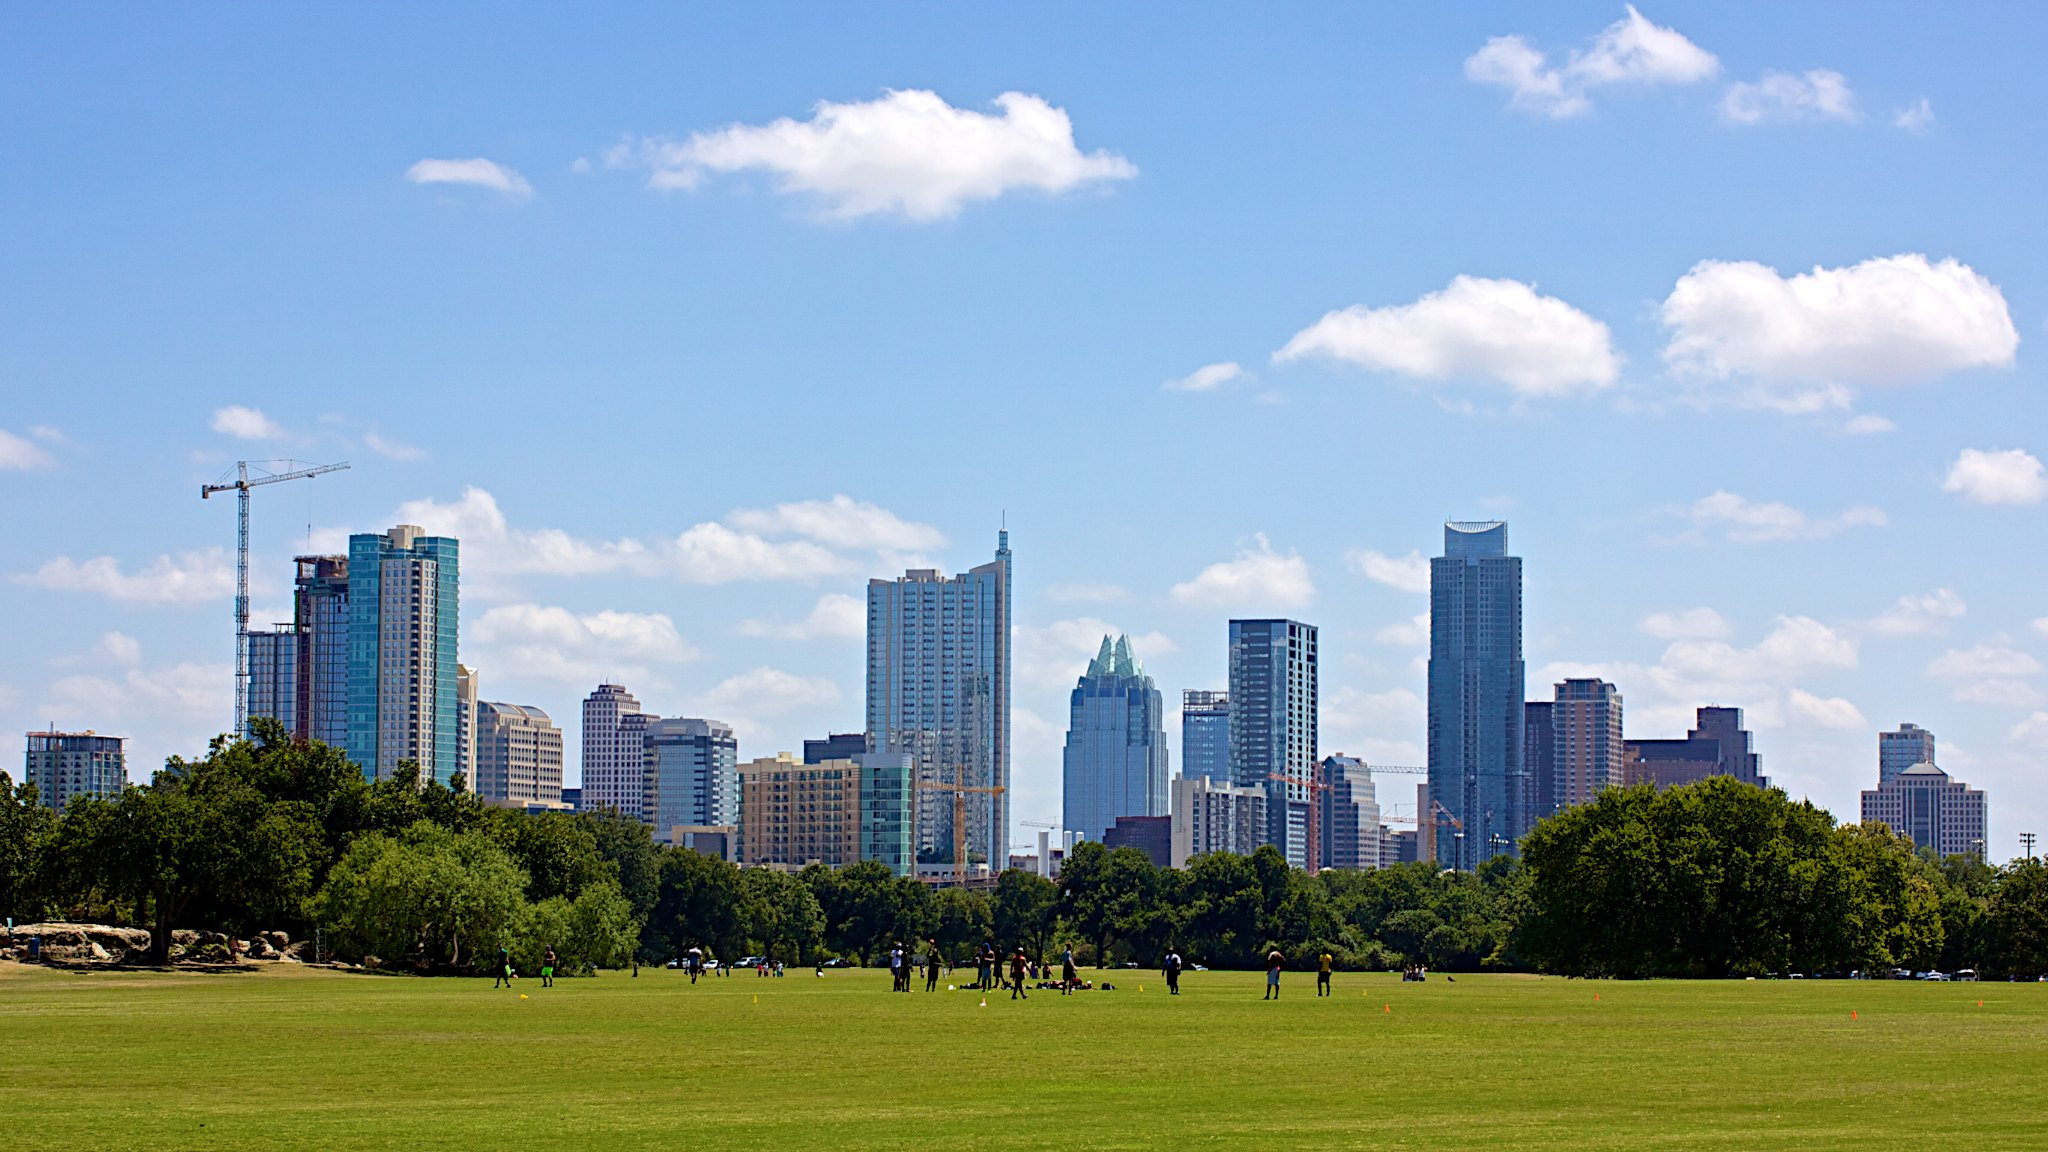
[925,939,942,991]
[1010,947,1029,1000]
[1164,950,1183,995]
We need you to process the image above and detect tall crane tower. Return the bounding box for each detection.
[913,766,1007,887]
[201,459,350,734]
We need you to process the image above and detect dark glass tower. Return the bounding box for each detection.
[1061,635,1170,843]
[1227,618,1318,867]
[1427,521,1525,870]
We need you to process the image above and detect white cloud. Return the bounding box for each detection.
[20,549,234,605]
[363,431,427,462]
[727,494,944,552]
[1842,413,1895,435]
[1720,70,1857,125]
[737,593,867,641]
[95,631,143,666]
[615,89,1135,222]
[694,667,841,719]
[1639,607,1731,641]
[1045,582,1127,605]
[210,405,286,440]
[1864,589,1966,637]
[1347,549,1430,594]
[1660,255,2018,401]
[669,522,846,584]
[1275,275,1619,398]
[395,488,653,582]
[1465,5,1719,119]
[2035,618,2048,641]
[1895,98,1936,133]
[1661,615,1858,689]
[1163,362,1243,393]
[1375,613,1429,647]
[1942,448,2047,506]
[1951,680,2046,708]
[2011,711,2048,748]
[0,428,55,470]
[1927,644,2042,680]
[28,425,64,442]
[1678,491,1885,543]
[405,157,534,201]
[1786,688,1866,730]
[1169,535,1314,612]
[469,602,698,689]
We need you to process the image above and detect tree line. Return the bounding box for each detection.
[1,726,2043,978]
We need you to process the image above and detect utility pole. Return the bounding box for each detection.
[2023,832,2038,862]
[201,459,350,735]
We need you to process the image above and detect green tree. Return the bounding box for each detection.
[648,847,743,963]
[933,885,993,964]
[804,859,900,964]
[310,821,528,970]
[990,869,1056,960]
[738,868,825,964]
[0,772,56,923]
[483,808,613,903]
[1984,859,2048,977]
[1178,850,1262,967]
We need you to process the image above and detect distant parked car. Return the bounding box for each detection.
[820,957,851,968]
[1956,969,1979,982]
[738,955,764,968]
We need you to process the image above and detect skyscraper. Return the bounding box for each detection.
[472,701,564,808]
[345,525,459,783]
[1880,722,1937,784]
[1524,699,1555,819]
[581,683,651,819]
[293,554,350,747]
[643,717,737,832]
[454,664,478,785]
[1181,690,1231,783]
[1550,678,1623,812]
[24,729,125,810]
[246,625,297,738]
[865,530,1012,872]
[861,750,916,877]
[1227,618,1318,866]
[1623,706,1768,791]
[1427,521,1525,870]
[1062,635,1170,843]
[736,752,862,868]
[1169,774,1268,867]
[804,733,867,765]
[1317,754,1382,871]
[1862,764,1987,860]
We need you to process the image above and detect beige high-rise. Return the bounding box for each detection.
[736,753,862,868]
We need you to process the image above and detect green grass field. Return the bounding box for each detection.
[2,961,2042,1150]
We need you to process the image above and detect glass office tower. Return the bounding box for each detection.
[1427,521,1525,870]
[1227,618,1318,867]
[1061,635,1170,843]
[345,525,460,784]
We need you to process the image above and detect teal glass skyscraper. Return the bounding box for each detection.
[1062,635,1170,843]
[345,524,460,784]
[1427,521,1525,869]
[865,530,1012,871]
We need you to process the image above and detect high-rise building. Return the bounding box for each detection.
[1524,700,1555,820]
[472,702,564,808]
[1228,619,1318,866]
[1316,754,1382,871]
[1103,815,1172,867]
[1169,774,1269,867]
[861,751,916,877]
[345,525,460,784]
[23,729,125,810]
[1062,635,1170,843]
[736,753,862,868]
[246,625,298,738]
[293,554,350,747]
[1181,690,1231,783]
[804,733,867,765]
[1624,706,1769,791]
[1551,678,1624,812]
[454,664,478,785]
[1427,521,1526,870]
[643,717,737,831]
[865,530,1012,871]
[1862,764,1987,860]
[1880,723,1938,785]
[581,683,651,819]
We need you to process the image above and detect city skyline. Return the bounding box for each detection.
[4,5,2045,855]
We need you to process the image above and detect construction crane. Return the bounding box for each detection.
[200,459,350,734]
[912,766,1006,887]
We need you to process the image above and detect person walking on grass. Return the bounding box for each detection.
[926,940,942,991]
[493,947,514,989]
[687,946,703,985]
[1264,949,1284,1000]
[1061,947,1078,995]
[1165,949,1183,996]
[1010,947,1030,1000]
[542,946,557,989]
[1317,950,1333,997]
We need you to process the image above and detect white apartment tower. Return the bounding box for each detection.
[581,683,649,820]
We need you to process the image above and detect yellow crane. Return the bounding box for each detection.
[200,459,349,734]
[912,766,1006,887]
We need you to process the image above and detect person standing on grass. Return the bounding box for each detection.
[687,946,703,985]
[926,940,942,991]
[1317,950,1333,998]
[1010,947,1030,1000]
[542,946,557,988]
[1061,947,1078,995]
[1165,950,1183,996]
[1264,949,1284,1000]
[493,947,513,988]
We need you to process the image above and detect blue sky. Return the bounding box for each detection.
[4,3,2044,855]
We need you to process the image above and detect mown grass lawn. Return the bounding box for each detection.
[1,961,2041,1150]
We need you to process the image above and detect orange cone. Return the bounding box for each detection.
[1851,1010,1858,1021]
